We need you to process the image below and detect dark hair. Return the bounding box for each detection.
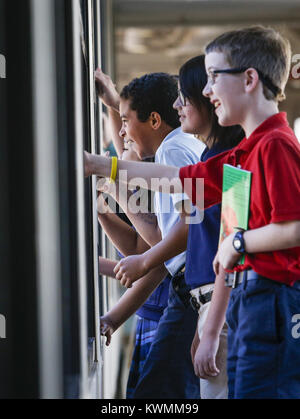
[120,72,180,130]
[179,55,244,148]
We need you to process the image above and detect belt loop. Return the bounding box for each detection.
[242,270,248,290]
[232,271,238,289]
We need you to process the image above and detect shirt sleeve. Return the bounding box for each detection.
[179,149,230,208]
[158,147,197,210]
[262,136,300,223]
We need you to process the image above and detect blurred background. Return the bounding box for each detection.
[111,0,300,139]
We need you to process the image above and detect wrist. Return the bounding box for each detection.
[201,328,220,341]
[89,154,99,176]
[142,251,153,273]
[93,155,111,178]
[102,313,119,332]
[232,229,246,254]
[97,194,107,214]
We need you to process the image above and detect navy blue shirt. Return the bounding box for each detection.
[185,143,230,289]
[136,275,170,321]
[115,210,170,321]
[117,243,170,322]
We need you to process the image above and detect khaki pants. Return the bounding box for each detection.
[191,284,228,399]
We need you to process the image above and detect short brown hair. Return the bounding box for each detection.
[205,26,291,102]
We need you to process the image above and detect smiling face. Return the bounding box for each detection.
[121,139,141,161]
[203,52,247,127]
[173,84,211,137]
[119,98,155,159]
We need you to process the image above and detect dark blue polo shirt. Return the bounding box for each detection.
[116,249,170,322]
[185,143,230,289]
[136,275,170,321]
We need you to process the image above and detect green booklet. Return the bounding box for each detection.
[219,164,252,265]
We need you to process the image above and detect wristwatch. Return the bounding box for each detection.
[232,230,246,254]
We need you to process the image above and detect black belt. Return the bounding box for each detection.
[172,265,191,308]
[190,288,213,312]
[173,266,214,310]
[225,269,300,290]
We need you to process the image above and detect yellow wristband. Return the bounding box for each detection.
[109,156,118,183]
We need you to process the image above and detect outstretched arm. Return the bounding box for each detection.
[110,182,162,247]
[97,171,162,247]
[106,108,124,158]
[100,263,167,345]
[97,193,150,256]
[95,68,120,111]
[95,68,124,158]
[114,215,189,288]
[99,256,118,277]
[85,152,182,194]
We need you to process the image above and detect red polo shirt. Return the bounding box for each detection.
[179,112,300,285]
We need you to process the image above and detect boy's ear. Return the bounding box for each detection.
[244,68,260,93]
[149,112,162,130]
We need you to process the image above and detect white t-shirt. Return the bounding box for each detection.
[154,127,205,276]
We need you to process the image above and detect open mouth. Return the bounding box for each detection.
[213,100,221,110]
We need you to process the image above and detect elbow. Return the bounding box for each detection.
[296,221,300,247]
[284,220,300,248]
[149,227,162,247]
[147,236,161,248]
[135,233,150,255]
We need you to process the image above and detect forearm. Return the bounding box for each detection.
[244,221,300,253]
[201,268,231,339]
[143,218,188,271]
[99,257,117,277]
[122,211,162,247]
[107,107,123,158]
[104,264,167,330]
[98,209,149,256]
[114,186,162,246]
[86,154,182,193]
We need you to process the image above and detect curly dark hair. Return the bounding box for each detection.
[120,73,180,130]
[179,55,244,148]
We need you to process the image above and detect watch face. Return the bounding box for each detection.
[233,238,242,250]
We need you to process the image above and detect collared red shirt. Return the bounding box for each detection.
[179,112,300,285]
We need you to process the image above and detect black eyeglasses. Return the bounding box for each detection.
[207,67,279,97]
